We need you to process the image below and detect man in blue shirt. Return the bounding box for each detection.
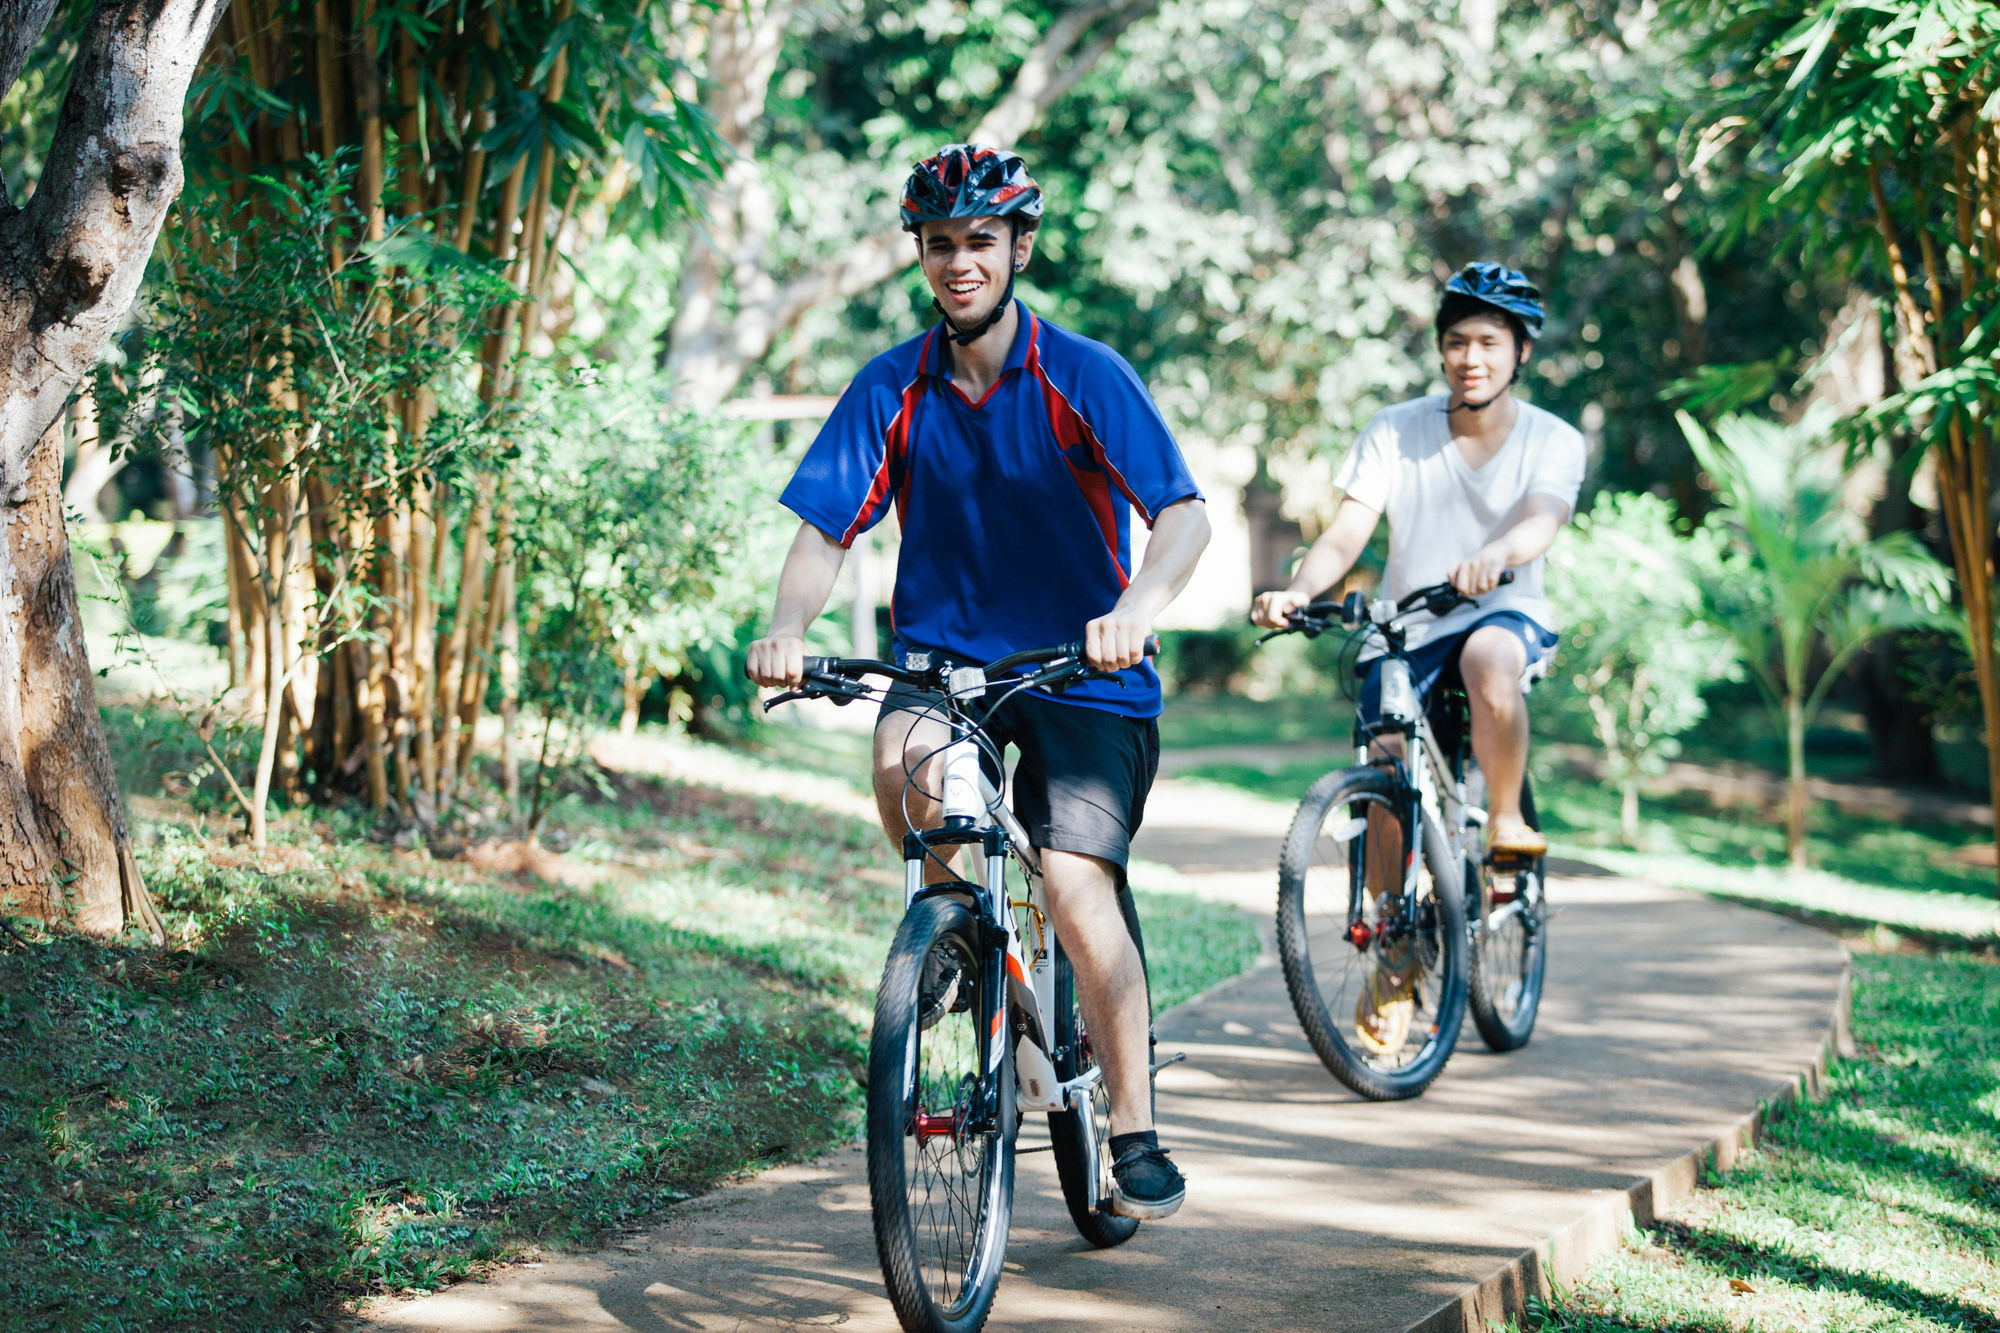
[747,144,1210,1219]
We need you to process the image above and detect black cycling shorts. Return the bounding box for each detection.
[878,683,1160,878]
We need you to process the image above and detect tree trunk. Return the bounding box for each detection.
[1620,780,1640,849]
[0,426,162,940]
[1786,693,1809,870]
[0,0,230,936]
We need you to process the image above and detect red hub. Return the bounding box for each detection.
[1346,921,1374,950]
[914,1109,960,1143]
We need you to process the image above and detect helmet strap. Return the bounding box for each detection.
[934,270,1017,347]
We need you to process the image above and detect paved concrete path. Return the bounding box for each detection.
[367,772,1848,1333]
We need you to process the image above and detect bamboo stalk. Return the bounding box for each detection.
[313,0,341,162]
[451,3,503,252]
[436,485,494,801]
[455,503,512,787]
[1880,159,2000,899]
[1869,162,1940,376]
[416,478,448,800]
[354,0,388,242]
[498,546,520,815]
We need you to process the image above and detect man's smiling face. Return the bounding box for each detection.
[917,215,1036,328]
[1439,310,1530,406]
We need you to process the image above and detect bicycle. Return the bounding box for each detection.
[763,639,1175,1333]
[1257,573,1549,1101]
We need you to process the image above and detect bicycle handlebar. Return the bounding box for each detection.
[1263,571,1515,641]
[763,636,1161,712]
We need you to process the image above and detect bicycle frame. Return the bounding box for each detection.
[1348,627,1480,906]
[895,662,1109,1197]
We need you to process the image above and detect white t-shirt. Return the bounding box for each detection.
[1333,393,1586,649]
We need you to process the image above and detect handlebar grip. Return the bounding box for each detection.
[1144,634,1160,657]
[802,656,838,677]
[1498,570,1515,586]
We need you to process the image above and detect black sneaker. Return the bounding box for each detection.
[1109,1143,1186,1220]
[916,946,968,1031]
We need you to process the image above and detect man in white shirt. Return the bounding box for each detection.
[1252,263,1585,862]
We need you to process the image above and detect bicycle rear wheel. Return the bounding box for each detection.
[1047,939,1141,1248]
[868,895,1015,1333]
[1467,773,1549,1052]
[1275,765,1468,1101]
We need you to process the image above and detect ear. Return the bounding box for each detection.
[1013,226,1037,272]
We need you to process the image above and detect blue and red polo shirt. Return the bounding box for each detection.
[781,301,1202,718]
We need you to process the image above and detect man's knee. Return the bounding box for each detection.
[1459,630,1529,713]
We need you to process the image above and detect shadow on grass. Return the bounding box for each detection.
[1648,1216,2000,1332]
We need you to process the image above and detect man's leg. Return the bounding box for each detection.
[1041,849,1152,1136]
[1457,624,1535,837]
[871,700,960,882]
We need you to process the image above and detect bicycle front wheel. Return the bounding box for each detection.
[868,895,1016,1333]
[1047,939,1141,1248]
[1275,765,1468,1100]
[1467,773,1549,1052]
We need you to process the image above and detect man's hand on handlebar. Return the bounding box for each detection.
[1084,608,1155,672]
[1449,546,1512,597]
[745,633,807,689]
[1251,588,1310,630]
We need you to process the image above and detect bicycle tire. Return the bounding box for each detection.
[868,895,1016,1333]
[1275,765,1468,1101]
[1047,939,1142,1248]
[1467,775,1549,1053]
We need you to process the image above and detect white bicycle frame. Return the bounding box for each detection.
[900,664,1111,1195]
[1367,623,1532,937]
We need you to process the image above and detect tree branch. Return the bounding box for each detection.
[668,0,1159,408]
[0,0,63,112]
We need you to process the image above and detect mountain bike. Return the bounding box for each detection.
[764,640,1174,1333]
[1258,575,1548,1101]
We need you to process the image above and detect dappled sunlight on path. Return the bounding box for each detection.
[368,776,1845,1333]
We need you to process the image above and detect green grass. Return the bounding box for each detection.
[1156,692,1350,750]
[2,713,1257,1330]
[1527,950,2000,1333]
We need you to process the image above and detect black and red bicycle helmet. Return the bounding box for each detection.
[900,144,1044,233]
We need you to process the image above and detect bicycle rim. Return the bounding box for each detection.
[1469,779,1549,1052]
[1276,767,1467,1101]
[868,897,1015,1333]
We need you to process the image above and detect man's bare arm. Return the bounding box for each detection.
[1085,498,1212,671]
[1449,493,1570,595]
[1250,496,1381,628]
[745,521,848,688]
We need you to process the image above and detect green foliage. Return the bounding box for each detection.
[136,156,514,527]
[1686,410,1951,724]
[1160,626,1260,695]
[1683,408,1952,862]
[183,0,726,234]
[510,369,782,824]
[1544,492,1741,844]
[751,0,1835,510]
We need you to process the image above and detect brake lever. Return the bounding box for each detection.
[762,673,873,712]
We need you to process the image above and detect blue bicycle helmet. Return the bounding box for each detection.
[1436,262,1545,342]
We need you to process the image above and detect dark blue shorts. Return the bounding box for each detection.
[1355,611,1558,727]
